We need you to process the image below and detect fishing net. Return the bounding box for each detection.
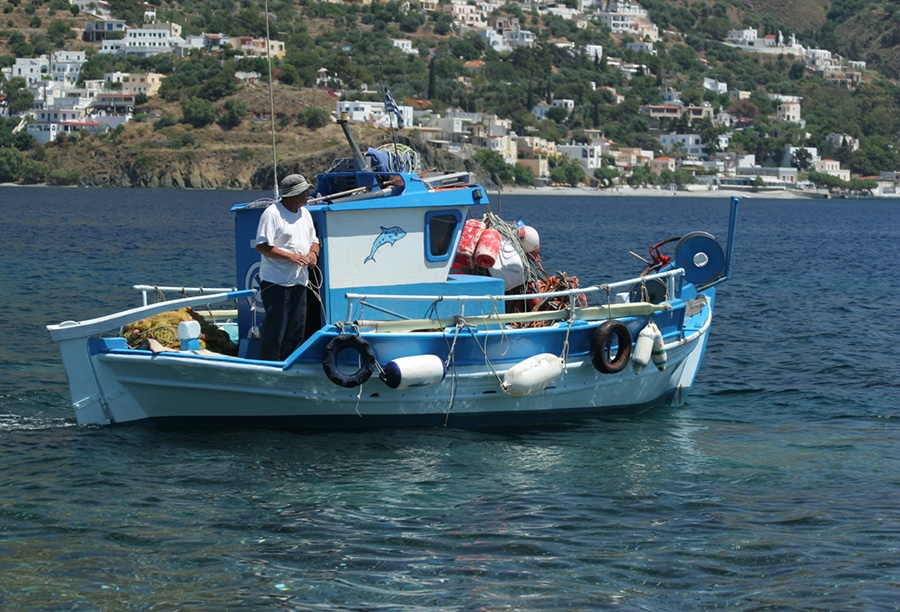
[121,307,238,355]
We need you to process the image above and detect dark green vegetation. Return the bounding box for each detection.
[1,0,900,187]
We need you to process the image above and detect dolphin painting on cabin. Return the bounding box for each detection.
[365,226,407,263]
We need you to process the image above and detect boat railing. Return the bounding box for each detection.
[133,284,237,307]
[48,290,253,343]
[346,268,684,332]
[133,284,240,320]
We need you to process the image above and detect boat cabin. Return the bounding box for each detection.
[232,130,504,360]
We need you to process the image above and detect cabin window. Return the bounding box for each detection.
[424,211,461,262]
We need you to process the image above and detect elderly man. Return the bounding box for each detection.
[255,174,321,361]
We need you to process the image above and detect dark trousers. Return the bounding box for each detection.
[259,281,308,361]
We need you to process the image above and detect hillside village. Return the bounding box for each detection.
[2,0,900,195]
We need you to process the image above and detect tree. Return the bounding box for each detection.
[549,160,586,186]
[627,165,656,187]
[399,12,425,33]
[593,166,620,187]
[217,98,248,130]
[2,77,34,114]
[181,97,217,129]
[513,163,535,186]
[807,170,844,191]
[277,64,298,85]
[0,147,24,183]
[47,20,76,48]
[298,107,331,130]
[728,99,759,125]
[790,148,813,171]
[474,149,514,185]
[545,106,569,123]
[19,159,48,184]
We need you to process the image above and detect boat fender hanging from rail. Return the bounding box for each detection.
[650,323,667,371]
[322,334,377,388]
[381,355,446,390]
[632,322,657,374]
[590,320,633,374]
[502,353,564,397]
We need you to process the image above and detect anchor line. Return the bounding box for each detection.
[441,321,466,427]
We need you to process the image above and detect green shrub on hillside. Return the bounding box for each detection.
[297,108,331,130]
[181,97,216,129]
[217,98,248,130]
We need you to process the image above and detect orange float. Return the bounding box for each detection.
[474,227,502,268]
[454,218,485,268]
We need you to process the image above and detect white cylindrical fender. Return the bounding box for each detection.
[633,323,654,373]
[380,355,446,390]
[502,353,564,397]
[650,323,667,371]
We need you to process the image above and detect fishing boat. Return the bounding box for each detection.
[47,116,739,428]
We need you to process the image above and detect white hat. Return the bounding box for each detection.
[517,225,540,253]
[280,174,314,198]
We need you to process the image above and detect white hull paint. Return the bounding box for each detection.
[60,310,709,428]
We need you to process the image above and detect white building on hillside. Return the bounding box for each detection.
[391,39,418,55]
[50,50,86,83]
[813,158,850,181]
[83,19,126,42]
[703,77,727,95]
[505,29,535,49]
[484,135,518,165]
[6,56,49,84]
[777,100,803,125]
[103,23,183,57]
[725,28,804,55]
[558,141,609,172]
[659,133,707,158]
[627,42,656,55]
[782,145,819,167]
[447,0,487,28]
[597,0,650,34]
[335,100,413,130]
[71,0,111,17]
[826,132,859,152]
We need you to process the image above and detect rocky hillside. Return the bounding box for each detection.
[38,83,498,190]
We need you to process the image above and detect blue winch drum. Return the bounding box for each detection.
[674,232,726,286]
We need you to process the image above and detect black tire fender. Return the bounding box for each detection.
[322,335,376,388]
[590,320,633,374]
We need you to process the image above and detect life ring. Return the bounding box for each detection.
[322,335,376,388]
[590,320,633,374]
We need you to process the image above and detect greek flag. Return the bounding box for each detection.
[383,86,404,129]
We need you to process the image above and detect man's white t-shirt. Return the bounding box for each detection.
[255,201,319,286]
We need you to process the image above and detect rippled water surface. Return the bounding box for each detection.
[2,187,900,610]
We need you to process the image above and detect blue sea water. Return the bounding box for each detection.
[2,186,900,610]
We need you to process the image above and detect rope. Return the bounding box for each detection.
[560,308,576,374]
[441,320,466,427]
[459,317,505,388]
[490,298,511,357]
[423,296,443,321]
[376,143,420,173]
[481,212,544,287]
